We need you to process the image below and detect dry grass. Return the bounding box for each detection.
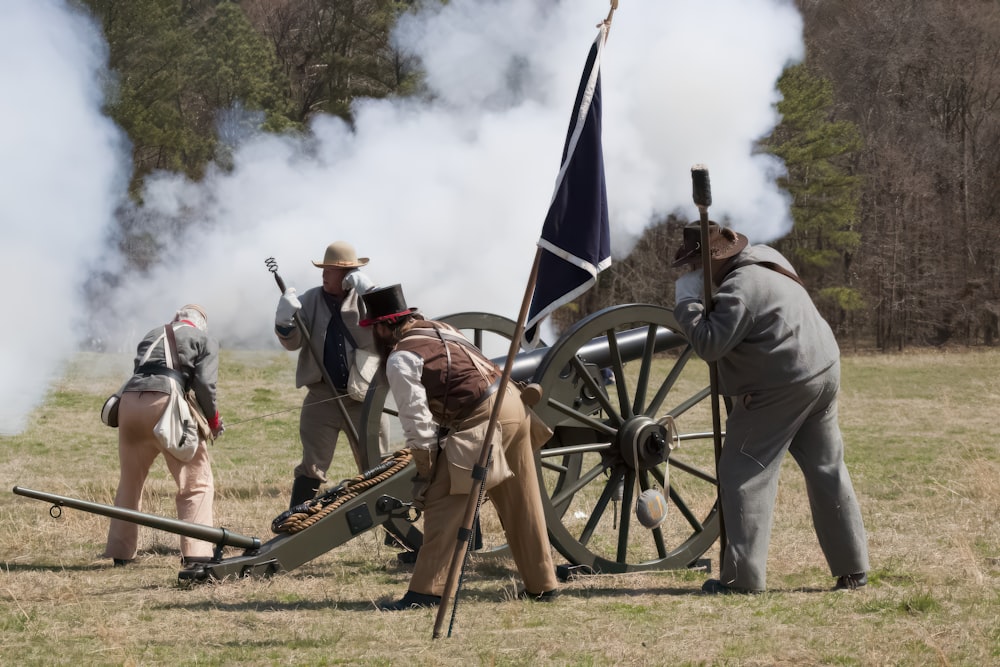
[2,348,999,666]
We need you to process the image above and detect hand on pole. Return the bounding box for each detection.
[275,288,302,327]
[674,269,704,305]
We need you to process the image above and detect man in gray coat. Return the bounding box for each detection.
[672,222,870,594]
[275,241,389,509]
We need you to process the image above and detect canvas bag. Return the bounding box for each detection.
[152,325,199,462]
[347,349,380,401]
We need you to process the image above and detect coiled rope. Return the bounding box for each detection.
[271,449,413,534]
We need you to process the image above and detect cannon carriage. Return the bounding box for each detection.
[14,303,722,582]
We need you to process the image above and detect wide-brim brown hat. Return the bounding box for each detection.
[312,241,369,269]
[359,284,417,327]
[671,221,748,268]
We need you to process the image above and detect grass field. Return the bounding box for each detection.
[2,347,998,666]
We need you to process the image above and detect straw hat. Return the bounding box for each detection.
[312,241,369,269]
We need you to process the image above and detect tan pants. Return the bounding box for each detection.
[408,387,558,596]
[103,390,215,560]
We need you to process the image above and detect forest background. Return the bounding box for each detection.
[79,0,1000,351]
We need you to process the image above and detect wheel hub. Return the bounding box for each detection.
[617,415,669,470]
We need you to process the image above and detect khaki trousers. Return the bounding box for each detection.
[103,390,215,560]
[295,382,391,480]
[408,387,558,597]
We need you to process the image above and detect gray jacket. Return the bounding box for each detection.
[123,322,220,419]
[276,286,375,389]
[673,244,839,396]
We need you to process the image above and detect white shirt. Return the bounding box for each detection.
[385,350,439,452]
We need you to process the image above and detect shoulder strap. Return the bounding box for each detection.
[757,261,805,287]
[721,259,805,287]
[162,324,190,389]
[405,324,498,382]
[138,331,166,365]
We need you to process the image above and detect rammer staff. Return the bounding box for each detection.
[265,257,362,470]
[690,164,727,570]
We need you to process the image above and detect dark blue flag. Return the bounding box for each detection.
[523,26,611,349]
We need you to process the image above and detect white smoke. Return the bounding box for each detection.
[0,0,128,435]
[0,0,803,435]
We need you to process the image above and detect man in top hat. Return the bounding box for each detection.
[360,284,559,610]
[104,304,225,568]
[274,241,389,508]
[672,222,870,594]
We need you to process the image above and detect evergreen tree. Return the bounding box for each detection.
[80,0,294,192]
[766,63,864,331]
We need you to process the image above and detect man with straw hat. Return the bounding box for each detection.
[274,241,389,509]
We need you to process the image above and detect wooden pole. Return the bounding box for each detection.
[690,165,726,572]
[432,248,542,639]
[266,259,363,471]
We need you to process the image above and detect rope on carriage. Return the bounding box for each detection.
[271,449,413,534]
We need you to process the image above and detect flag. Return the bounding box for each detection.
[523,26,611,349]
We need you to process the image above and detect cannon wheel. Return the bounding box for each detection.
[359,312,521,555]
[531,304,722,574]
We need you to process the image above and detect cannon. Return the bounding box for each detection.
[13,303,722,581]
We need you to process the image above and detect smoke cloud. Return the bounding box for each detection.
[0,0,128,434]
[0,0,803,434]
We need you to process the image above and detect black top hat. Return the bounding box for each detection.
[359,284,417,326]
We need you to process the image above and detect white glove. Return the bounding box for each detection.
[674,270,704,304]
[275,288,302,327]
[342,270,375,294]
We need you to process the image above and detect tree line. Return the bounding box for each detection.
[80,0,1000,350]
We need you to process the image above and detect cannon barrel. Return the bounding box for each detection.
[502,321,686,380]
[12,486,261,551]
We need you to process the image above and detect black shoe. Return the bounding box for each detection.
[833,572,867,590]
[517,588,560,602]
[701,579,755,595]
[113,558,132,568]
[378,590,441,611]
[396,550,419,564]
[181,556,213,568]
[289,476,322,509]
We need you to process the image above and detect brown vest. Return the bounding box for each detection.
[396,320,501,423]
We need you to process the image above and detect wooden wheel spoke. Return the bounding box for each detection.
[531,305,722,573]
[577,472,621,547]
[548,460,608,509]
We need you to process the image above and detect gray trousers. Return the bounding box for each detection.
[718,361,869,591]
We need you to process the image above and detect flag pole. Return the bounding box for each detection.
[432,247,542,640]
[432,6,616,638]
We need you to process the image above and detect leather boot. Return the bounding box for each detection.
[289,476,322,509]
